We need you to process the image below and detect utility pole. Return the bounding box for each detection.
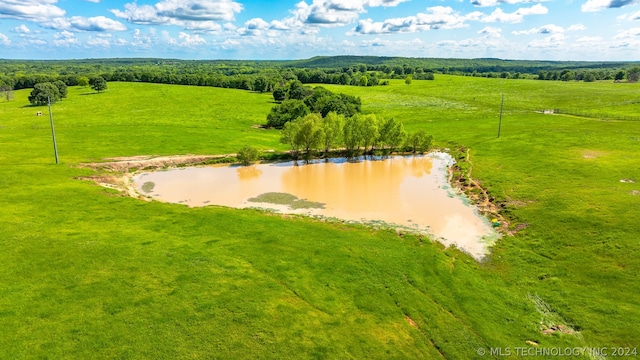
[48,96,59,164]
[497,94,504,138]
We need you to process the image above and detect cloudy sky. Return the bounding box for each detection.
[0,0,638,60]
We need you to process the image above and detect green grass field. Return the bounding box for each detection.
[1,78,639,359]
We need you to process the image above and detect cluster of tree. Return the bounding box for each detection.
[2,57,638,96]
[535,68,640,82]
[280,111,433,159]
[287,56,640,80]
[28,80,67,105]
[27,76,107,105]
[267,82,361,128]
[0,59,392,95]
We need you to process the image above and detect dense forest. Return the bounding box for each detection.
[1,56,639,94]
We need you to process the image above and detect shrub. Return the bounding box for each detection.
[237,145,260,165]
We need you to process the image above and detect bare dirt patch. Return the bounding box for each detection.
[582,150,606,159]
[82,154,234,172]
[77,154,236,200]
[405,315,419,328]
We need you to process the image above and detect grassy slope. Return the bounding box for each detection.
[1,79,638,359]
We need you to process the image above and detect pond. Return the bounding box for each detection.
[133,152,499,259]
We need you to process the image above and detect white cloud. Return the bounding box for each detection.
[614,27,640,38]
[610,28,640,49]
[471,0,548,6]
[131,28,156,48]
[568,24,587,31]
[69,16,127,31]
[527,33,565,48]
[156,0,242,21]
[618,10,640,20]
[42,16,127,32]
[0,33,10,45]
[294,0,361,26]
[112,3,159,24]
[112,0,244,29]
[236,17,299,36]
[582,0,640,12]
[0,0,66,22]
[512,23,564,35]
[341,39,356,47]
[478,26,503,37]
[577,36,603,42]
[245,18,270,30]
[163,31,207,47]
[481,4,548,23]
[351,6,474,34]
[183,21,223,33]
[86,37,111,47]
[29,38,47,45]
[53,30,78,46]
[86,0,100,2]
[366,0,411,6]
[11,24,31,34]
[291,0,410,27]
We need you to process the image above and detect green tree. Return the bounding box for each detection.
[378,117,406,152]
[405,75,412,85]
[360,114,379,153]
[272,87,286,101]
[253,76,269,93]
[320,111,344,154]
[266,99,310,129]
[614,70,626,81]
[280,120,303,158]
[343,115,363,157]
[237,145,260,165]
[583,72,596,82]
[408,131,434,154]
[560,70,575,82]
[0,82,14,102]
[295,113,324,154]
[28,82,61,106]
[288,81,313,100]
[77,76,89,87]
[627,67,640,83]
[54,80,68,98]
[89,76,108,92]
[359,75,369,87]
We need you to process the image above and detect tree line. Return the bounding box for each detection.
[534,67,640,82]
[266,81,362,128]
[262,81,432,159]
[27,76,107,106]
[279,112,433,160]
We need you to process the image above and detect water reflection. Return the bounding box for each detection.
[133,153,497,259]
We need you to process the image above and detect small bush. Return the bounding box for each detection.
[237,145,260,165]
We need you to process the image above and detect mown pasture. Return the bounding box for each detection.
[1,77,638,359]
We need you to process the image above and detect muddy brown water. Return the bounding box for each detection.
[133,153,498,259]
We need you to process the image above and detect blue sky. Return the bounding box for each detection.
[0,0,638,60]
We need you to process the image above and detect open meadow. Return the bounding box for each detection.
[1,77,639,358]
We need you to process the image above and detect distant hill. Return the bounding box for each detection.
[282,55,637,73]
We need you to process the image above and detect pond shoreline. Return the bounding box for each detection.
[79,148,512,258]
